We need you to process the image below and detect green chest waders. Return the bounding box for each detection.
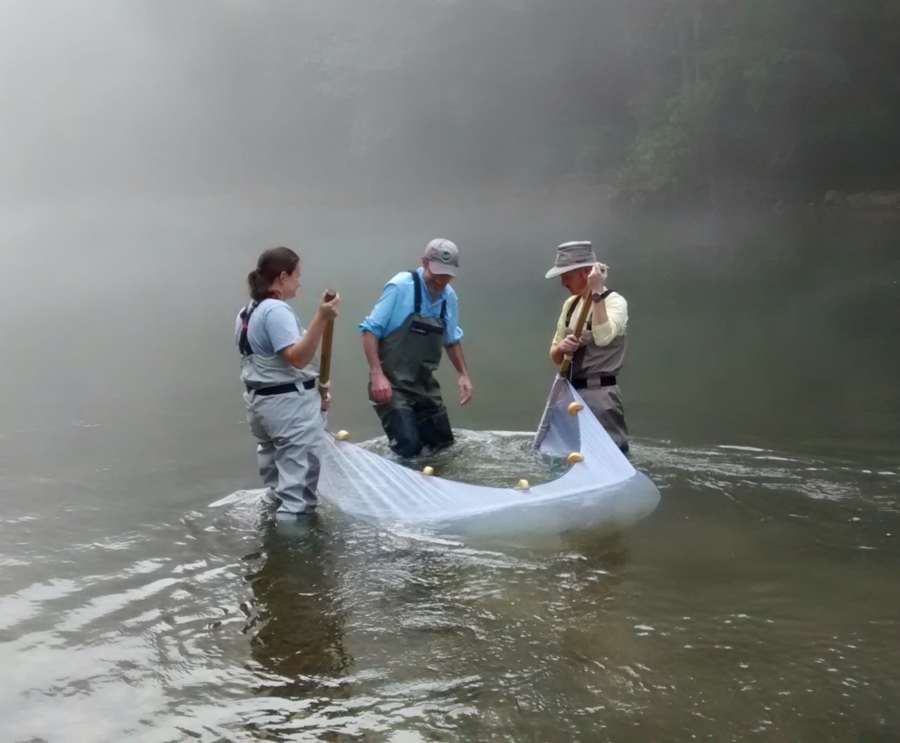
[371,271,454,458]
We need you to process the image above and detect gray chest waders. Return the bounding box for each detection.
[566,298,630,452]
[239,301,323,516]
[371,271,454,458]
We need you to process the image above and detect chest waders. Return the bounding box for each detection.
[371,271,454,458]
[239,301,323,516]
[565,297,630,453]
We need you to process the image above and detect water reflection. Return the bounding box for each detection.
[244,515,351,697]
[2,199,899,739]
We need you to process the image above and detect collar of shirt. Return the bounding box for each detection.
[414,266,450,308]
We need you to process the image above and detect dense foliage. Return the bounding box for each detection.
[217,0,900,199]
[17,1,899,201]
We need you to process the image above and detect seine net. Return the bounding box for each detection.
[318,378,657,532]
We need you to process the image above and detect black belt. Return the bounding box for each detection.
[246,378,316,396]
[571,376,617,390]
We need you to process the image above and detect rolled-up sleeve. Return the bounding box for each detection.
[444,292,464,345]
[591,293,628,347]
[359,283,399,339]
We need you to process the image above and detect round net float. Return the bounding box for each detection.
[516,479,530,490]
[422,466,434,476]
[567,402,583,416]
[567,452,584,466]
[335,430,350,441]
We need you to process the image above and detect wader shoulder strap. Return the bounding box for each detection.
[239,301,258,357]
[410,270,421,314]
[565,297,592,330]
[409,270,447,326]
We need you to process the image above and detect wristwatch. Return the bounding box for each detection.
[591,289,612,303]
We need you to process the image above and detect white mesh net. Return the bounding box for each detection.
[318,378,659,535]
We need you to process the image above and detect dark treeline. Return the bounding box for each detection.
[4,0,900,203]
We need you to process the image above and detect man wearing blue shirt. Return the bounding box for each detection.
[360,239,473,458]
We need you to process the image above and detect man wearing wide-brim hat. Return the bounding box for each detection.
[547,241,630,452]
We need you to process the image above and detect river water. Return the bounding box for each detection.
[1,199,898,741]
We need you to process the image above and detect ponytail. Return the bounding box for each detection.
[247,246,300,302]
[247,268,271,302]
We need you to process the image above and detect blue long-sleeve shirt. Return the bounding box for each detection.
[359,268,464,345]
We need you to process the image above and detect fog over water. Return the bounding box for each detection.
[1,2,900,741]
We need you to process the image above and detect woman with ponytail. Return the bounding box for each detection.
[235,247,340,518]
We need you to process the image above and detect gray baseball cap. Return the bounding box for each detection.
[424,238,459,276]
[545,240,598,279]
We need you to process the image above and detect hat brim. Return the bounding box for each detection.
[428,260,458,277]
[545,261,596,279]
